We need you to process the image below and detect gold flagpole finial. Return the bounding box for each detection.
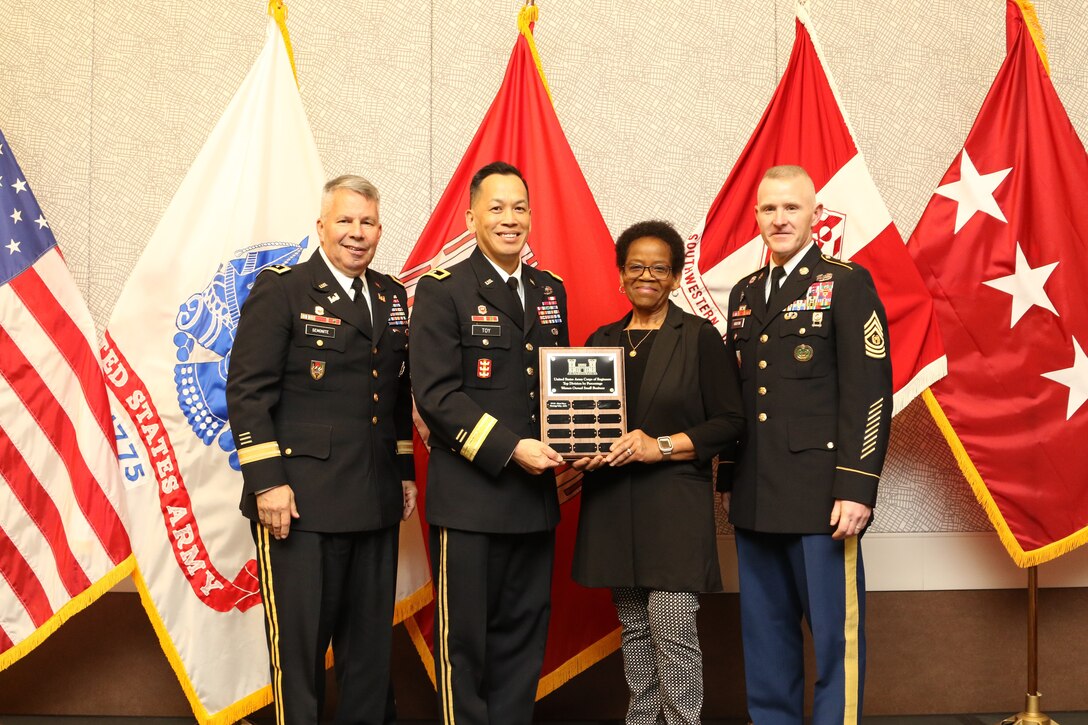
[268,0,300,87]
[517,1,552,104]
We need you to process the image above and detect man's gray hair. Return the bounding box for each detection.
[322,174,380,214]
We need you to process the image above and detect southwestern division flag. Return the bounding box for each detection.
[0,130,133,669]
[100,12,327,724]
[677,3,945,413]
[909,0,1088,566]
[402,5,628,698]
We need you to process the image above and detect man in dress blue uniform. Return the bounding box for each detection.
[410,161,569,725]
[227,175,416,725]
[722,165,893,724]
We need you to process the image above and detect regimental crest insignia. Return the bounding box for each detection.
[864,311,887,358]
[173,236,309,471]
[310,360,326,380]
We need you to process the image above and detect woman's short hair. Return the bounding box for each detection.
[615,219,684,273]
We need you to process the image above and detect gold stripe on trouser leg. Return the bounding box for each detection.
[257,526,286,725]
[843,535,860,725]
[439,528,455,724]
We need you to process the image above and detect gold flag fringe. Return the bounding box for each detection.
[393,581,434,625]
[921,389,1088,567]
[268,0,300,87]
[404,615,437,688]
[1013,0,1050,75]
[517,3,554,105]
[534,626,622,699]
[0,555,135,672]
[132,566,272,725]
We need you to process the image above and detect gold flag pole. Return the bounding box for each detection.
[998,566,1058,725]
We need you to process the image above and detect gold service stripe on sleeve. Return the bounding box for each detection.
[238,441,281,466]
[397,440,414,455]
[460,414,497,463]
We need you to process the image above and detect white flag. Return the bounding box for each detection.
[101,17,324,723]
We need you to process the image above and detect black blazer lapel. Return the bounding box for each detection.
[307,253,370,337]
[470,250,524,330]
[633,303,684,426]
[367,269,391,344]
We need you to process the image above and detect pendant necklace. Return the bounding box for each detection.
[625,329,653,357]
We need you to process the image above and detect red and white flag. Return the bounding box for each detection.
[678,3,945,413]
[401,5,628,698]
[0,129,132,669]
[100,10,327,723]
[909,0,1088,566]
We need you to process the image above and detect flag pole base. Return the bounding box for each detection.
[997,693,1059,725]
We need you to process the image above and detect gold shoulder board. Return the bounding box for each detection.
[263,264,292,275]
[542,269,563,282]
[423,268,451,281]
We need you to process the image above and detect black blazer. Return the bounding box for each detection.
[411,248,570,534]
[723,244,893,533]
[572,302,744,591]
[227,252,414,532]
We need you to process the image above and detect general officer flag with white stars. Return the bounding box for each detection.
[909,0,1088,566]
[0,129,133,670]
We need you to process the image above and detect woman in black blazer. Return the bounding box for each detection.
[572,220,745,725]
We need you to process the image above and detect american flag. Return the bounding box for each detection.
[0,129,132,669]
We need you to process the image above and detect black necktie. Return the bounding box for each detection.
[351,276,374,336]
[768,266,786,312]
[506,276,523,311]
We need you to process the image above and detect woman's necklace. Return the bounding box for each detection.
[625,328,653,357]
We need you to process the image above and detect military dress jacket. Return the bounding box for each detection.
[572,303,744,592]
[722,244,893,533]
[410,248,569,534]
[226,251,414,533]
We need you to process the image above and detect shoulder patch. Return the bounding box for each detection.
[542,269,563,283]
[262,264,292,276]
[822,254,853,270]
[387,274,406,288]
[423,268,451,281]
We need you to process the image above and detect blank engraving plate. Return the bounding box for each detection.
[539,347,627,459]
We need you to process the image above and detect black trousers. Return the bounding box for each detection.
[430,526,555,725]
[254,523,398,725]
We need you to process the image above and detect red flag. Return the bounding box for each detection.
[677,3,945,412]
[400,6,627,697]
[908,0,1088,566]
[0,129,133,669]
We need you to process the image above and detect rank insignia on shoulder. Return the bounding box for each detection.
[423,268,451,281]
[310,360,326,380]
[264,264,291,275]
[543,269,563,282]
[388,274,405,287]
[864,311,887,358]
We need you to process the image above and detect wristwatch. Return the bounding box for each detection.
[657,435,674,459]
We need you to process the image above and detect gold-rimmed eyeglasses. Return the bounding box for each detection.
[622,263,673,280]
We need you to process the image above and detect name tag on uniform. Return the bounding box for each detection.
[305,324,336,338]
[472,324,501,336]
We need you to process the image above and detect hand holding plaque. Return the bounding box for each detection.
[539,347,627,459]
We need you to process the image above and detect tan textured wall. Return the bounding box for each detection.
[5,0,1086,536]
[3,2,1088,716]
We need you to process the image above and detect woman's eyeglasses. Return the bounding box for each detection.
[622,263,673,280]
